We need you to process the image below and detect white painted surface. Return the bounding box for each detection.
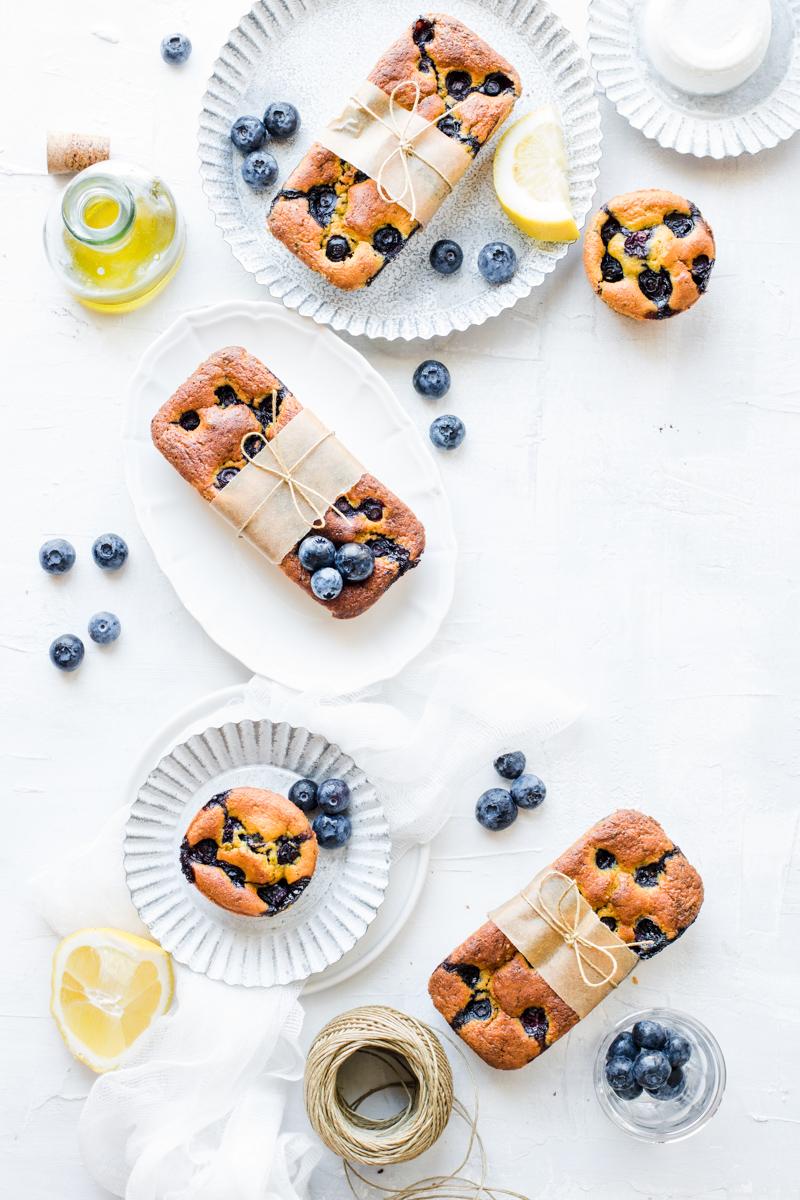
[3,1,799,1197]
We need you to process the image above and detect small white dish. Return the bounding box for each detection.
[123,300,456,694]
[124,715,391,988]
[589,0,800,158]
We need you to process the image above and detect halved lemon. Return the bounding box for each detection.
[51,928,174,1073]
[493,106,579,242]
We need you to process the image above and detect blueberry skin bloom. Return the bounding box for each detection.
[298,535,336,572]
[310,567,343,601]
[288,778,318,813]
[335,542,374,583]
[88,612,121,645]
[606,1030,637,1062]
[605,1056,636,1093]
[92,534,128,571]
[264,102,301,139]
[429,415,466,451]
[413,360,451,399]
[230,115,267,152]
[475,788,517,831]
[49,634,84,672]
[318,778,351,814]
[39,538,76,575]
[649,1066,686,1101]
[494,751,525,780]
[160,34,192,64]
[429,239,463,275]
[478,241,517,284]
[632,1019,668,1051]
[665,1032,692,1068]
[242,150,278,189]
[633,1050,671,1091]
[511,773,546,810]
[313,812,352,848]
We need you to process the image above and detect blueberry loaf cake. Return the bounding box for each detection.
[267,14,521,289]
[180,787,318,917]
[151,346,425,619]
[583,189,715,320]
[428,811,704,1070]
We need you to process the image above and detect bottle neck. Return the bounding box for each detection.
[61,173,135,246]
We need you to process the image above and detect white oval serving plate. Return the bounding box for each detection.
[198,0,601,340]
[123,300,456,693]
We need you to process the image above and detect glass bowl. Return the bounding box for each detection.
[594,1008,726,1143]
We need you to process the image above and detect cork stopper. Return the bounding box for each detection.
[47,131,111,175]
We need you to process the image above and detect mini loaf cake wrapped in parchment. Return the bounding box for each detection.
[268,13,521,289]
[429,811,704,1070]
[151,347,425,618]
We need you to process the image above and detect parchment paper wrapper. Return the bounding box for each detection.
[47,131,110,174]
[489,869,638,1020]
[211,408,364,566]
[319,80,472,225]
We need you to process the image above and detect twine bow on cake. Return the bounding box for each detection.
[348,79,459,222]
[522,870,634,990]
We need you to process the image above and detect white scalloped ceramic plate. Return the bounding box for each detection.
[198,0,601,340]
[589,0,800,158]
[124,717,391,987]
[123,300,456,694]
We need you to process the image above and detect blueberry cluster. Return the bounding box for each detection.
[428,237,517,286]
[288,776,352,848]
[475,751,547,831]
[411,360,466,452]
[229,100,301,190]
[298,534,374,604]
[605,1019,692,1102]
[40,535,126,672]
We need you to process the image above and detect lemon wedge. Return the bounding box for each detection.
[51,928,174,1073]
[493,106,579,242]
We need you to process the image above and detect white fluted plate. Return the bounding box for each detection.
[589,0,800,158]
[198,0,601,341]
[123,717,390,987]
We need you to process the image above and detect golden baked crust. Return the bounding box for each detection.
[583,189,715,320]
[151,346,425,619]
[267,14,521,290]
[429,810,704,1069]
[180,787,318,917]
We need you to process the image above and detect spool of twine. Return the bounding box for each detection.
[303,1005,531,1200]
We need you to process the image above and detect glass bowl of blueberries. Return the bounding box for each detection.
[595,1009,726,1142]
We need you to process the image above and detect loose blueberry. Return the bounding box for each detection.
[49,634,84,672]
[649,1066,686,1101]
[313,812,352,848]
[335,542,374,583]
[413,359,451,399]
[325,235,352,262]
[39,538,75,575]
[510,773,546,810]
[632,1020,668,1051]
[288,778,318,813]
[230,115,267,152]
[475,788,517,831]
[605,1056,637,1093]
[310,567,343,601]
[298,534,336,572]
[606,1031,637,1062]
[429,414,466,451]
[160,33,191,64]
[494,751,526,780]
[318,778,351,814]
[263,102,300,139]
[633,1050,671,1091]
[92,533,128,572]
[373,225,403,256]
[665,1032,692,1068]
[429,239,463,275]
[478,241,517,285]
[242,150,278,188]
[88,612,121,645]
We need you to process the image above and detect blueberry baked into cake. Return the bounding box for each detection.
[268,14,521,289]
[583,189,715,320]
[428,811,704,1070]
[180,787,318,917]
[151,346,425,618]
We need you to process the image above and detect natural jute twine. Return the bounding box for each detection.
[303,1005,531,1200]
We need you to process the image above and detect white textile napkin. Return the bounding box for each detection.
[38,653,579,1199]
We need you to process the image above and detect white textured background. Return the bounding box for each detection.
[3,1,800,1197]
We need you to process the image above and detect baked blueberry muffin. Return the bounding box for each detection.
[583,189,715,320]
[151,346,425,619]
[180,787,318,917]
[267,14,521,289]
[429,810,704,1069]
